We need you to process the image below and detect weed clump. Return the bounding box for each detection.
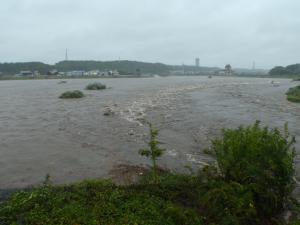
[286,86,300,102]
[86,82,106,90]
[59,90,84,99]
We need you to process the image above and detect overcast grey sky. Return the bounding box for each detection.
[0,0,299,69]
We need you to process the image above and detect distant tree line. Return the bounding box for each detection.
[269,63,300,76]
[55,60,170,75]
[0,62,52,75]
[0,60,170,76]
[0,60,221,76]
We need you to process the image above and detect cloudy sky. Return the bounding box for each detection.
[0,0,299,69]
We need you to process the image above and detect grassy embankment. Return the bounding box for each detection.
[286,86,300,103]
[0,122,299,225]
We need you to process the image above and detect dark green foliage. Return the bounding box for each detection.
[139,123,166,184]
[286,86,300,103]
[269,64,300,76]
[55,60,169,75]
[86,82,106,90]
[0,180,203,225]
[0,62,52,75]
[138,172,259,225]
[200,181,257,225]
[211,121,296,221]
[59,90,84,99]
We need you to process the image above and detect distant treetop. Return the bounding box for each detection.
[269,63,300,76]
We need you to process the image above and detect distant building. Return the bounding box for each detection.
[66,71,85,76]
[47,69,59,75]
[17,71,33,76]
[214,65,234,76]
[88,70,100,76]
[111,70,119,76]
[214,70,226,76]
[195,58,200,67]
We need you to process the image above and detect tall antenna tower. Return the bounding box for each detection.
[65,48,68,61]
[252,61,256,70]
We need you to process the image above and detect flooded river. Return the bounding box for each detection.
[0,76,300,189]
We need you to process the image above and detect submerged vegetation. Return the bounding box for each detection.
[286,86,300,103]
[59,90,84,99]
[0,122,299,225]
[86,82,106,90]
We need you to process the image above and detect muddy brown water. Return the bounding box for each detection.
[0,77,299,191]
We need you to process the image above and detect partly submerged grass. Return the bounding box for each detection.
[86,82,106,90]
[59,90,84,99]
[286,86,300,102]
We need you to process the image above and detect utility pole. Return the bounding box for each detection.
[65,48,68,61]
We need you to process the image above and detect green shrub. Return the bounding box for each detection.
[200,180,257,225]
[211,121,296,220]
[59,90,84,99]
[286,86,300,102]
[86,82,106,90]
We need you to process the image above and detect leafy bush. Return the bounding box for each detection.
[86,82,106,90]
[286,86,300,102]
[59,90,84,99]
[211,121,296,220]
